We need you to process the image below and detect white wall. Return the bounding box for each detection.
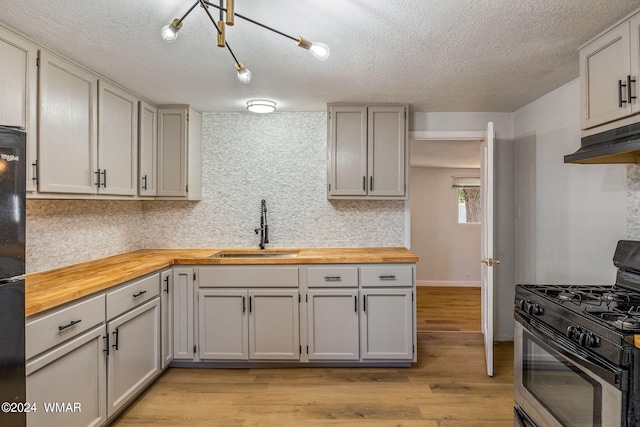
[410,167,481,286]
[513,78,627,285]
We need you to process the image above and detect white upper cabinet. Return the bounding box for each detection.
[580,10,640,130]
[38,50,98,194]
[157,106,202,200]
[98,80,138,196]
[328,103,408,199]
[0,25,38,191]
[138,101,158,197]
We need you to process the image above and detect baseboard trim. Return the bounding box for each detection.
[417,280,481,287]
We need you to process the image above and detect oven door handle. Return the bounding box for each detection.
[516,309,625,389]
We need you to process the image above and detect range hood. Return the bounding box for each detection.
[564,122,640,164]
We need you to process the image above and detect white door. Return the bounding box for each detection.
[480,122,496,377]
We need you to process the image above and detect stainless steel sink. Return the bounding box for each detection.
[211,251,299,258]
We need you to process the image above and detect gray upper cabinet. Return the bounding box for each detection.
[157,106,202,200]
[138,101,158,197]
[38,50,98,194]
[0,25,38,192]
[328,103,408,199]
[97,80,138,196]
[580,10,640,130]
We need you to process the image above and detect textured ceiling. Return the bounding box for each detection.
[0,0,638,113]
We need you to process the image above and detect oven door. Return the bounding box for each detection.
[514,311,624,427]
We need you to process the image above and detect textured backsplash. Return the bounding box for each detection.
[26,112,406,274]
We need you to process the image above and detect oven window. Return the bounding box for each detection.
[523,334,602,426]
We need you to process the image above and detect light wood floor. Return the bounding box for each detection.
[113,287,513,426]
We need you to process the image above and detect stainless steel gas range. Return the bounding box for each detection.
[514,240,640,427]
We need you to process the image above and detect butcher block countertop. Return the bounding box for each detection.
[25,247,418,317]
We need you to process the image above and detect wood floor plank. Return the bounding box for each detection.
[112,287,513,426]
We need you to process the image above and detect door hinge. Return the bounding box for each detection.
[193,345,197,354]
[186,113,189,121]
[186,184,189,193]
[298,294,301,303]
[36,57,40,67]
[412,291,414,302]
[193,272,196,281]
[305,294,308,303]
[306,345,309,354]
[328,111,331,120]
[299,345,302,354]
[328,183,331,191]
[413,344,415,354]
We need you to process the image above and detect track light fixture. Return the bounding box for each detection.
[161,0,330,84]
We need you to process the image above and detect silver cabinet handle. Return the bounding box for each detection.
[379,275,397,280]
[324,276,342,281]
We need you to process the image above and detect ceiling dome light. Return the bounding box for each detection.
[161,19,183,43]
[247,100,277,114]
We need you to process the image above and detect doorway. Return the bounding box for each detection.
[409,137,483,333]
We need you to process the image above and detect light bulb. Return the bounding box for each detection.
[235,62,252,84]
[308,42,330,61]
[161,19,182,43]
[296,36,330,61]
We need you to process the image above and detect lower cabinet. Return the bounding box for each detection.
[360,288,414,360]
[106,298,160,417]
[306,289,359,360]
[26,271,165,427]
[198,289,300,361]
[173,267,196,361]
[26,326,107,427]
[160,269,174,369]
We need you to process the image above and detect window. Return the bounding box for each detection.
[453,177,480,224]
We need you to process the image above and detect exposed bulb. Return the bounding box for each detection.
[235,62,252,84]
[308,42,330,61]
[296,36,330,61]
[161,19,182,43]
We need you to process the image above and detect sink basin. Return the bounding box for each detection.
[211,251,299,259]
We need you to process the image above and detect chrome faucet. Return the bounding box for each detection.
[254,199,269,249]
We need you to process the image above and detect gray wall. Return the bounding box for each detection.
[410,167,481,286]
[513,78,628,286]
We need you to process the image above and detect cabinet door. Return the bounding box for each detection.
[139,101,157,196]
[248,290,300,360]
[0,26,38,192]
[26,326,106,427]
[307,290,359,360]
[107,298,160,417]
[580,23,632,129]
[198,289,248,360]
[173,267,195,361]
[157,108,187,197]
[631,14,640,115]
[368,106,406,197]
[360,288,413,360]
[328,106,368,196]
[97,80,138,196]
[38,50,98,194]
[160,269,173,369]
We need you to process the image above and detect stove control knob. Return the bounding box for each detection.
[527,303,544,316]
[567,326,578,339]
[583,333,599,348]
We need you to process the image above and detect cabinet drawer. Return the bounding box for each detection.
[26,294,105,360]
[307,266,358,288]
[106,273,160,320]
[198,266,299,288]
[360,265,413,287]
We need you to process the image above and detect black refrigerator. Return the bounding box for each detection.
[0,126,26,427]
